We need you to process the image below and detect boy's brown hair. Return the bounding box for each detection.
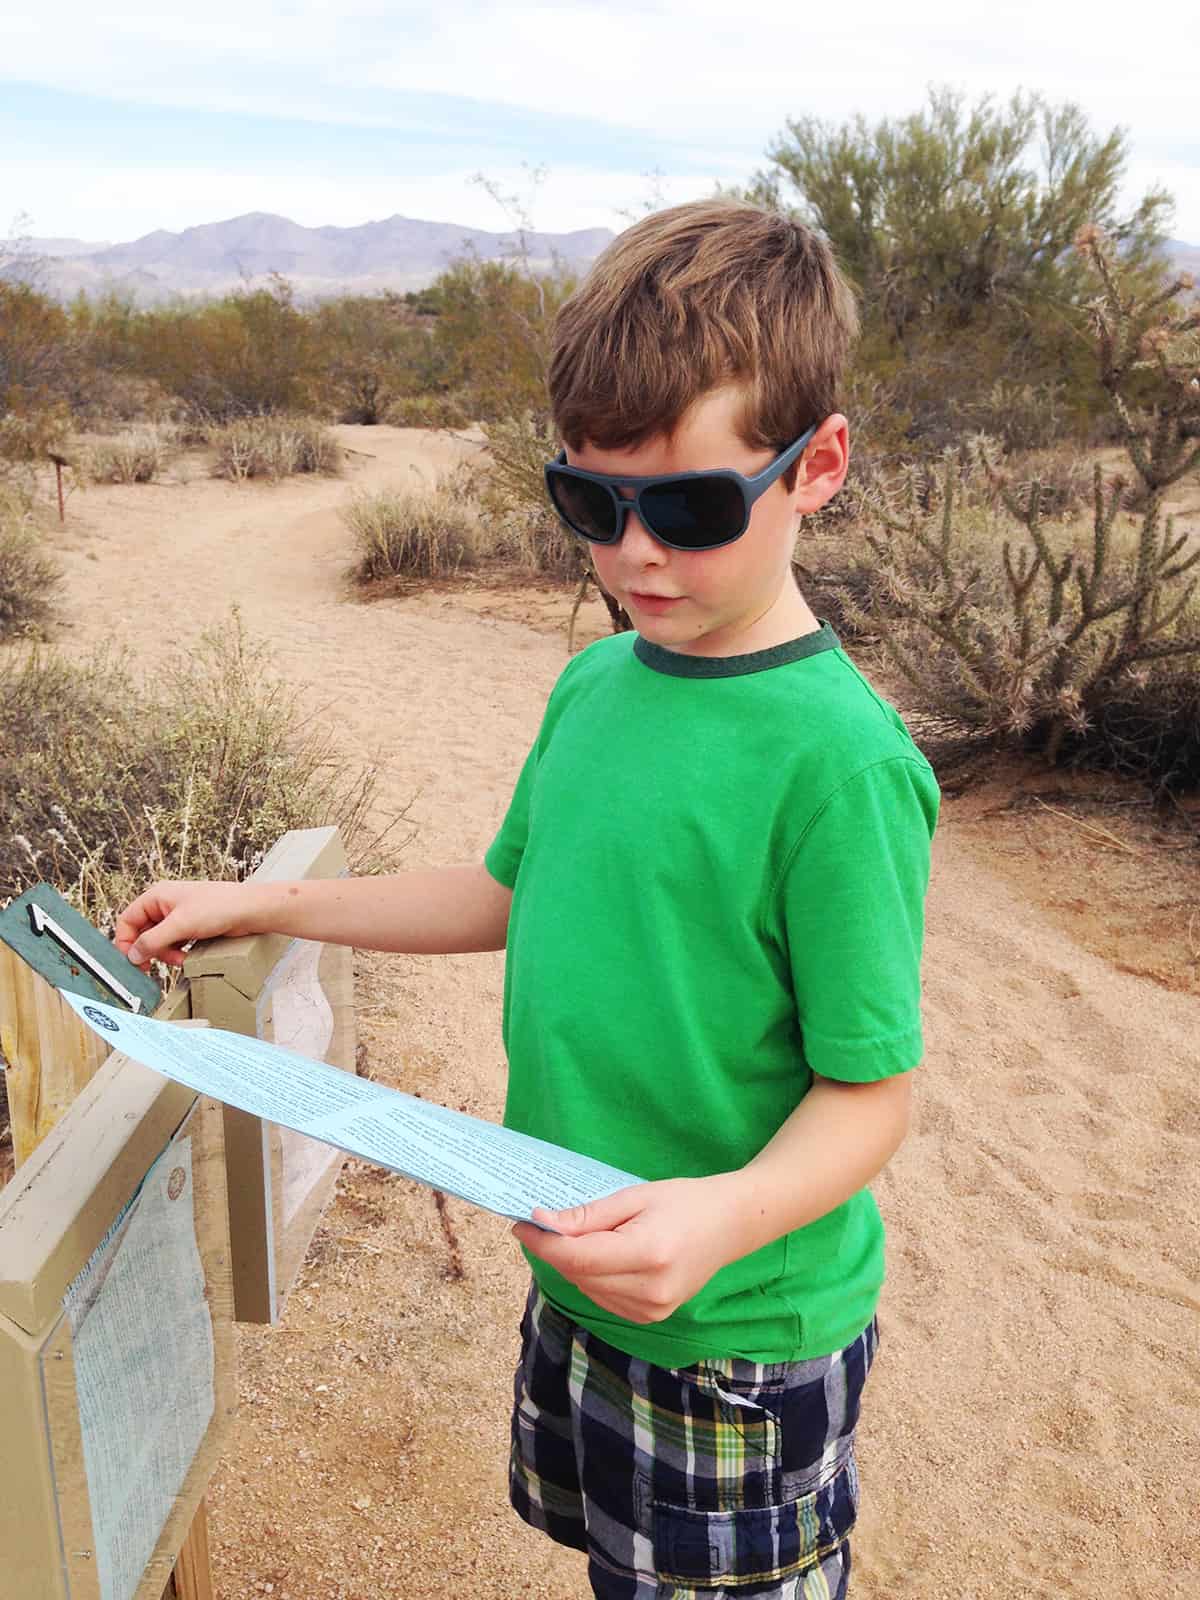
[548,199,859,487]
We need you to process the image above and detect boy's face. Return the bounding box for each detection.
[568,387,847,657]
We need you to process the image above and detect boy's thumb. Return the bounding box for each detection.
[534,1187,639,1236]
[127,918,179,967]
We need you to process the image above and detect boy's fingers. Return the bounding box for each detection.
[114,888,170,952]
[113,902,153,951]
[515,1224,647,1280]
[127,913,188,967]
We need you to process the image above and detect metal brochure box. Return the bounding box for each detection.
[183,825,356,1324]
[0,885,161,1017]
[0,1046,235,1600]
[0,887,163,1170]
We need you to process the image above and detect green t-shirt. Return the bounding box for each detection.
[485,622,939,1366]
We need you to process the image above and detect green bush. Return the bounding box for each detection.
[0,611,412,934]
[423,255,577,420]
[0,282,74,423]
[125,279,318,422]
[343,478,481,582]
[307,293,445,424]
[209,416,342,481]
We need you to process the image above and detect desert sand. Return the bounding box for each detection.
[23,425,1200,1598]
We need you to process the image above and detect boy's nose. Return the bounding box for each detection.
[618,504,667,563]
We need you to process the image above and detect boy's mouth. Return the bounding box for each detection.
[629,591,683,610]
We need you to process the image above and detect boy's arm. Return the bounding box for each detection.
[245,864,514,954]
[718,1069,913,1254]
[117,862,513,968]
[513,1069,913,1326]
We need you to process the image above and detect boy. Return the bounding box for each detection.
[116,199,938,1599]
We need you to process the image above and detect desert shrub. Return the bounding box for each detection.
[480,411,585,580]
[1002,448,1094,520]
[424,255,577,420]
[0,283,73,416]
[747,86,1172,441]
[1051,668,1200,790]
[0,403,72,473]
[127,279,318,422]
[210,416,342,481]
[308,293,445,424]
[84,425,178,484]
[476,410,629,643]
[0,611,412,934]
[384,391,474,429]
[70,371,177,431]
[0,487,61,639]
[960,379,1065,454]
[343,479,481,582]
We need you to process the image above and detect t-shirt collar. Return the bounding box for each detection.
[632,620,841,679]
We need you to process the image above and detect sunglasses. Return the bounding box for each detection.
[543,424,818,552]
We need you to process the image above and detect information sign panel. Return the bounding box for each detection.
[0,1049,234,1600]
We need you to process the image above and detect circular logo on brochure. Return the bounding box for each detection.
[82,1005,120,1032]
[167,1167,187,1201]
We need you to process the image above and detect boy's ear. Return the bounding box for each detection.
[792,414,849,516]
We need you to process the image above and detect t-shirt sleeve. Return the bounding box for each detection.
[484,736,539,889]
[778,755,939,1083]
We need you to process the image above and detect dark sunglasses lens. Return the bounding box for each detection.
[641,476,745,548]
[548,473,618,542]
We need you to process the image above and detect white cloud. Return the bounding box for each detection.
[3,1,1197,149]
[2,1,1197,237]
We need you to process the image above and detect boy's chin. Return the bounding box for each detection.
[631,611,691,644]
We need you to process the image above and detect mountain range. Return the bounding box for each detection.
[11,213,1199,306]
[12,212,617,304]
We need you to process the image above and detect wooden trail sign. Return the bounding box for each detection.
[0,1044,235,1600]
[184,825,356,1324]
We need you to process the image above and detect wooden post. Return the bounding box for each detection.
[163,1500,214,1600]
[0,944,113,1170]
[48,452,69,523]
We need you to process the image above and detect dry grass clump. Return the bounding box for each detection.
[0,609,413,936]
[209,416,343,482]
[343,476,482,582]
[0,485,61,640]
[84,424,178,484]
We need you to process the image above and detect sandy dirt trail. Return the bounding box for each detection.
[39,427,1200,1599]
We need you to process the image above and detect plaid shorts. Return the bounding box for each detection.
[509,1280,878,1599]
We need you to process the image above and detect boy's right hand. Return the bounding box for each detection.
[114,880,268,972]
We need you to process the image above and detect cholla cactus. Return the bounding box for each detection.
[848,225,1200,767]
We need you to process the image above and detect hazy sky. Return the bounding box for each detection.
[3,1,1197,245]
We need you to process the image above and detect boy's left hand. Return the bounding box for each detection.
[511,1175,743,1325]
